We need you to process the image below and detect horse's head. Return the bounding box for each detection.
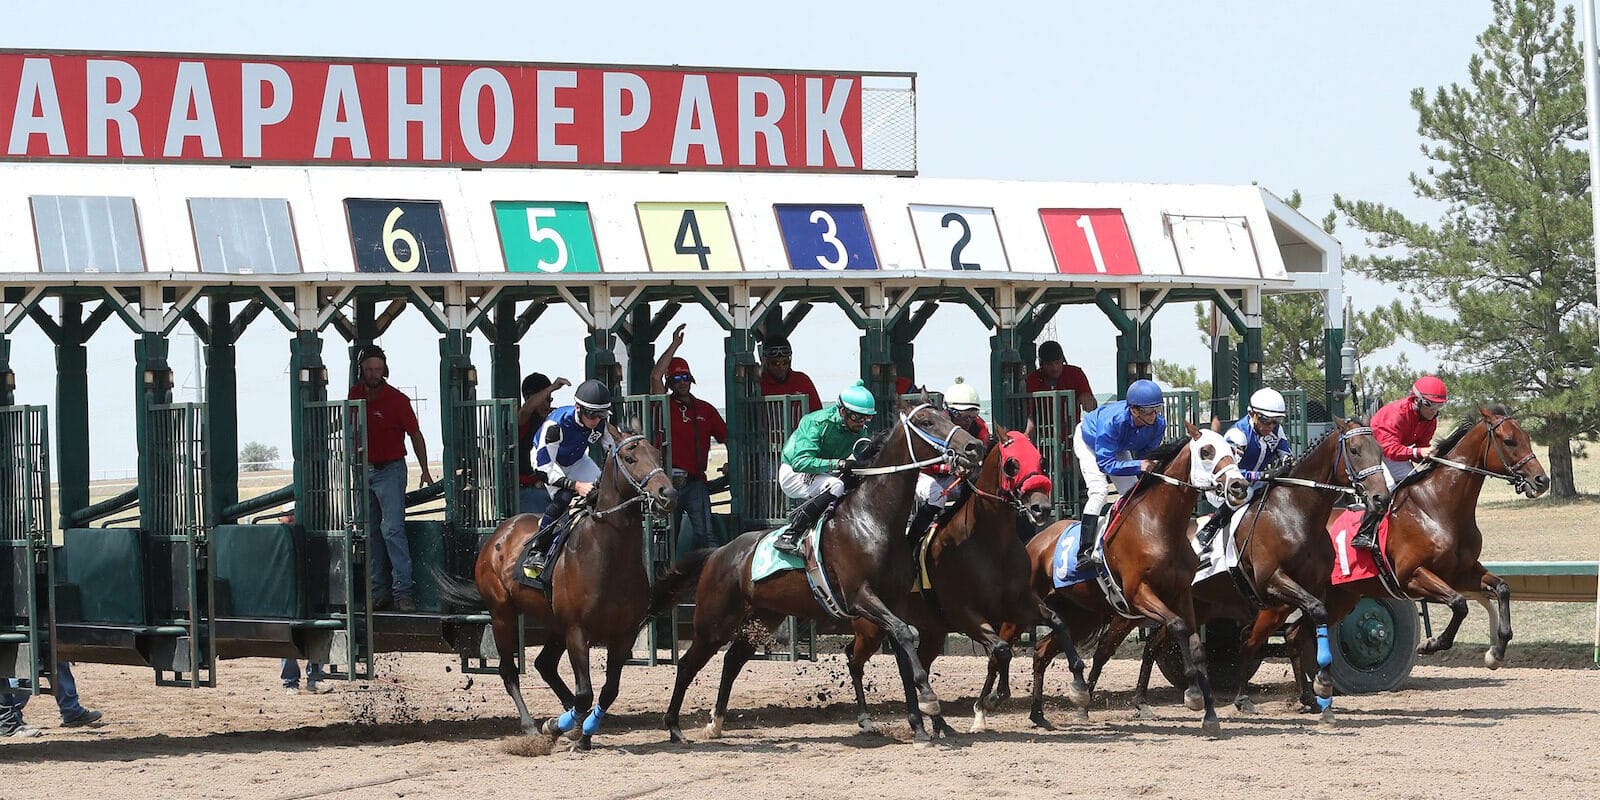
[992,424,1054,526]
[896,398,984,474]
[1332,417,1391,514]
[606,424,677,514]
[1185,421,1250,508]
[1477,409,1549,498]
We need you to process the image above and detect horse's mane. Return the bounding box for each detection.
[1125,436,1190,495]
[852,425,894,463]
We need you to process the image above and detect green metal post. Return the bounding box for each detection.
[490,298,521,405]
[1236,326,1263,419]
[439,330,475,533]
[990,328,1027,429]
[133,333,175,531]
[1211,333,1234,423]
[626,305,655,394]
[584,328,621,396]
[0,335,12,406]
[55,301,91,528]
[1325,326,1346,419]
[205,303,240,523]
[859,321,894,428]
[724,328,760,525]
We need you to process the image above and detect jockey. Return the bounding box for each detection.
[1072,379,1166,569]
[1355,375,1446,551]
[1197,388,1293,549]
[910,377,991,538]
[773,381,877,553]
[522,379,617,573]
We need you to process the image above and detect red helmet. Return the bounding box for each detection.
[1412,375,1447,403]
[666,357,693,382]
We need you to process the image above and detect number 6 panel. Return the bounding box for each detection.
[907,204,1009,271]
[635,202,743,272]
[344,198,454,273]
[774,204,880,270]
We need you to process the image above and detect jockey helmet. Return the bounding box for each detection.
[1412,375,1447,404]
[573,379,613,413]
[1249,388,1288,419]
[838,381,877,416]
[943,377,981,411]
[1126,379,1163,408]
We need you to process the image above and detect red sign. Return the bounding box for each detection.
[1040,208,1141,275]
[0,51,864,172]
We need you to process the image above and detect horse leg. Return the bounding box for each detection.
[543,628,594,747]
[1028,630,1062,729]
[493,611,541,735]
[961,622,1007,733]
[1086,615,1136,694]
[664,631,727,744]
[1479,568,1513,669]
[1231,608,1285,716]
[708,635,761,740]
[848,621,886,734]
[1259,574,1333,721]
[1032,601,1093,709]
[1132,624,1164,719]
[854,590,950,744]
[574,640,630,750]
[1407,568,1471,655]
[1135,587,1219,736]
[532,631,576,711]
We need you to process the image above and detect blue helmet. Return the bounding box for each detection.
[1126,379,1163,408]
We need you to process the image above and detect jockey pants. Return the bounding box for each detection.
[1073,421,1138,518]
[778,463,845,501]
[1381,457,1416,488]
[916,472,960,508]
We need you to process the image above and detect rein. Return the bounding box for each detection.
[589,434,668,519]
[846,404,967,476]
[1425,416,1538,492]
[1268,426,1383,498]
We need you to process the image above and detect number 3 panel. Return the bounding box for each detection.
[344,199,454,273]
[774,204,879,270]
[907,204,1008,271]
[636,202,743,272]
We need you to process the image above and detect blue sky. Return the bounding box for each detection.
[0,1,1502,473]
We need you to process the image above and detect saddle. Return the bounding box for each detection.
[517,506,587,590]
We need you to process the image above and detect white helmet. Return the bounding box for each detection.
[943,377,981,410]
[1249,388,1288,419]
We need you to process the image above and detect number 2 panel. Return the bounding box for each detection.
[636,202,743,272]
[907,204,1008,271]
[774,204,879,270]
[344,199,453,273]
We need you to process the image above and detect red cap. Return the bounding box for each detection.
[1412,375,1447,402]
[894,376,913,394]
[667,357,693,381]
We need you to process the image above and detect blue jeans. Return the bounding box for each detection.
[367,460,412,601]
[518,485,551,515]
[1,662,86,728]
[673,478,719,555]
[280,659,326,689]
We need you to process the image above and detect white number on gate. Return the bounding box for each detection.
[809,209,848,270]
[1076,214,1108,273]
[1334,530,1352,576]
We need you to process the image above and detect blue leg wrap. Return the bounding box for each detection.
[1315,695,1332,711]
[1316,624,1333,669]
[582,706,606,736]
[556,707,578,732]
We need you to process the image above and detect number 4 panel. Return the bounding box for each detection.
[907,204,1009,271]
[636,202,743,272]
[774,204,879,270]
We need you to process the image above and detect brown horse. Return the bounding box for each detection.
[845,425,1092,735]
[1093,417,1393,720]
[657,400,985,745]
[1005,422,1251,734]
[435,427,676,748]
[1323,407,1549,676]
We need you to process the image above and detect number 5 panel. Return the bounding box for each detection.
[492,201,602,273]
[635,202,743,272]
[343,199,454,273]
[907,204,1008,271]
[774,204,880,270]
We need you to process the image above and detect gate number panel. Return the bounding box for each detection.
[774,204,879,270]
[1040,208,1141,276]
[907,204,1008,271]
[636,202,743,272]
[492,201,602,273]
[344,199,454,273]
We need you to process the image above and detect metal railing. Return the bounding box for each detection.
[453,399,516,531]
[737,394,809,527]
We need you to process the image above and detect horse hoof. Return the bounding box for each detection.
[1184,687,1206,712]
[1201,718,1222,738]
[1069,707,1090,724]
[577,735,593,751]
[1134,704,1155,721]
[1029,711,1055,730]
[541,717,563,738]
[1066,680,1092,709]
[856,714,878,735]
[918,698,942,717]
[703,717,724,739]
[1319,709,1337,727]
[969,708,987,734]
[1234,697,1256,715]
[1485,650,1504,670]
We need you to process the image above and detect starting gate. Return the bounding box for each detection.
[297,400,372,679]
[0,406,52,693]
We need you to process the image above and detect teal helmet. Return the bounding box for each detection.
[838,381,877,416]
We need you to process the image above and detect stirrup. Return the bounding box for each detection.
[773,530,803,553]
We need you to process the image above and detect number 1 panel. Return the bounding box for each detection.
[635,202,743,272]
[907,204,1008,271]
[774,204,879,270]
[492,201,602,273]
[1039,208,1140,276]
[344,198,454,273]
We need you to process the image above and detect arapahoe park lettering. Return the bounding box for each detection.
[0,51,863,172]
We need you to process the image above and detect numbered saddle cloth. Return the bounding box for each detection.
[1190,511,1246,586]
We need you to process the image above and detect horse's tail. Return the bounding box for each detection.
[430,564,485,611]
[648,547,716,618]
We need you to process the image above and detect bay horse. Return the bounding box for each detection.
[1004,421,1250,734]
[1091,417,1393,720]
[657,400,985,746]
[435,426,677,749]
[1323,406,1549,674]
[845,425,1093,735]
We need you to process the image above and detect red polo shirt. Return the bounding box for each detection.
[348,383,419,464]
[667,396,728,480]
[1026,365,1094,435]
[761,369,822,412]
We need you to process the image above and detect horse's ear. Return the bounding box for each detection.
[1209,416,1224,433]
[1022,419,1036,440]
[1480,406,1496,420]
[993,421,1010,441]
[1185,419,1202,439]
[1333,415,1347,427]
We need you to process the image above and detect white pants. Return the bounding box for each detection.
[1073,421,1138,517]
[779,463,845,500]
[916,473,959,507]
[550,456,601,486]
[1381,458,1414,488]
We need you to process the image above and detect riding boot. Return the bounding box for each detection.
[1076,514,1101,569]
[907,502,940,542]
[1197,506,1234,550]
[524,488,574,573]
[776,491,834,553]
[1349,509,1382,552]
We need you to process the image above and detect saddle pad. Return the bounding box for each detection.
[1050,523,1097,588]
[1327,509,1393,586]
[1191,511,1245,586]
[750,525,808,583]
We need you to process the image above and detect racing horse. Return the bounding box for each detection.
[1088,417,1392,720]
[844,425,1093,734]
[656,400,984,746]
[1323,406,1548,675]
[435,425,676,749]
[1005,421,1250,735]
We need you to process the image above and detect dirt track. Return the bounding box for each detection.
[3,650,1597,799]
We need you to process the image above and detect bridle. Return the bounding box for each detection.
[847,404,973,476]
[1145,437,1249,507]
[589,434,669,518]
[1269,425,1385,502]
[1426,415,1539,495]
